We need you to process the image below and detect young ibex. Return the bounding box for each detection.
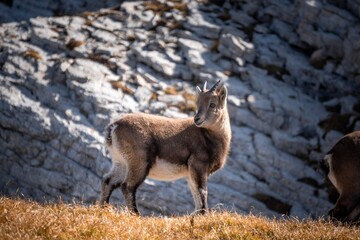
[100,80,231,214]
[325,130,360,222]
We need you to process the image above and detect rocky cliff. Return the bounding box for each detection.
[1,0,359,217]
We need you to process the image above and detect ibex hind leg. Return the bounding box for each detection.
[121,151,151,214]
[100,163,127,205]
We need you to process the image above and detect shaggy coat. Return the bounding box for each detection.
[100,80,231,214]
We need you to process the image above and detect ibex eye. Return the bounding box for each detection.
[210,103,216,108]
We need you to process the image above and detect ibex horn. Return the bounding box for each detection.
[203,81,207,91]
[210,79,222,92]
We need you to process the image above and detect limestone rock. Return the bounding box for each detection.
[219,33,255,64]
[1,0,360,219]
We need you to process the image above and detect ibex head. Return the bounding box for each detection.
[194,80,228,128]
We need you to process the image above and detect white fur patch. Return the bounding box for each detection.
[148,158,188,181]
[325,154,342,194]
[187,178,202,210]
[107,137,128,183]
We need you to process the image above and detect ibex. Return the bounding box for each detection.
[325,130,360,222]
[100,80,231,214]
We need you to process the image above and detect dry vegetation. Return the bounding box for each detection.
[0,197,359,240]
[22,49,43,60]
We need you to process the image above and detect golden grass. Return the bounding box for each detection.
[88,53,117,71]
[22,49,43,60]
[164,86,179,95]
[110,80,134,94]
[1,197,359,240]
[162,87,197,112]
[66,39,86,50]
[143,0,189,16]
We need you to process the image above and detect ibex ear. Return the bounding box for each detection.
[196,86,202,96]
[218,85,228,108]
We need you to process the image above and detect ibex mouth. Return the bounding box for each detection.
[194,118,205,127]
[195,122,204,127]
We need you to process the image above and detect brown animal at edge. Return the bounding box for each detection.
[100,80,231,215]
[325,130,360,222]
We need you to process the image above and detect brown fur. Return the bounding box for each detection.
[100,81,231,215]
[326,131,360,222]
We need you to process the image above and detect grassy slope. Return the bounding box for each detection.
[0,197,359,240]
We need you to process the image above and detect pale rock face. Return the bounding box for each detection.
[0,0,359,218]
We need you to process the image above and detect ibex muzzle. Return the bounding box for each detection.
[325,131,360,222]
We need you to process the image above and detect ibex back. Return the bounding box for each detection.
[100,80,231,214]
[325,131,360,222]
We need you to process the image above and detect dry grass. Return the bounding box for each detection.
[110,80,134,94]
[66,39,86,50]
[88,53,117,71]
[143,0,189,16]
[22,49,43,60]
[162,86,197,112]
[1,197,359,240]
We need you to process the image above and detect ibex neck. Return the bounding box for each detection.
[206,109,231,141]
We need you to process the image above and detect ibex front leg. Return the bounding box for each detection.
[188,160,209,214]
[347,201,360,222]
[329,193,360,222]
